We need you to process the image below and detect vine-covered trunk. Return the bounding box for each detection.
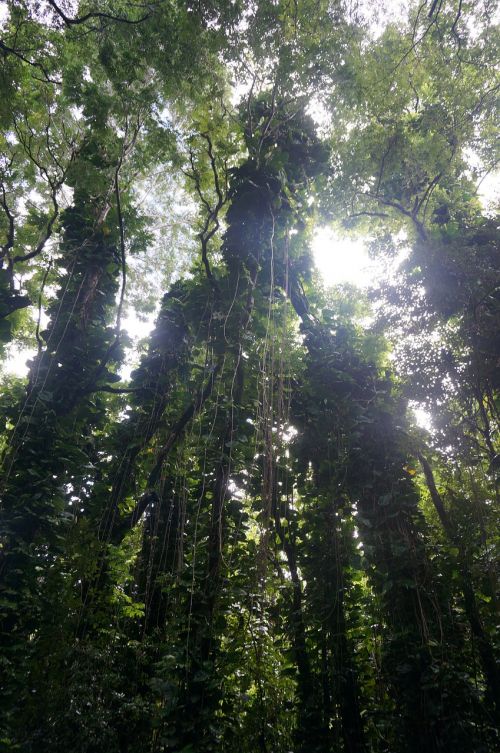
[419,452,500,722]
[0,164,126,738]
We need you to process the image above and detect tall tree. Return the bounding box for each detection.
[0,2,498,752]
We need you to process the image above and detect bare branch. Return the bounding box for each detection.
[88,385,141,394]
[0,39,62,85]
[363,192,428,240]
[0,184,15,260]
[450,0,464,48]
[11,140,78,265]
[347,210,390,221]
[392,0,441,74]
[185,133,227,293]
[375,136,396,197]
[45,0,151,27]
[114,170,126,333]
[35,258,53,352]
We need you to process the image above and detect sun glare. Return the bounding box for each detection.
[312,227,377,288]
[410,404,433,431]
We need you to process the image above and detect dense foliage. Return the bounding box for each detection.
[0,2,498,752]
